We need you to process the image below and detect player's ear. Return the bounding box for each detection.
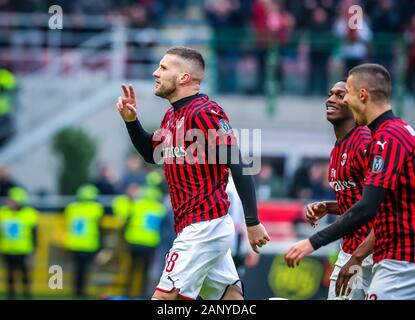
[359,88,369,102]
[179,72,192,85]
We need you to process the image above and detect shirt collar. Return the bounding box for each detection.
[335,125,358,145]
[367,110,396,133]
[171,93,205,111]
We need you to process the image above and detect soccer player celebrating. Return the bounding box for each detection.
[304,80,373,299]
[115,47,270,300]
[285,63,415,300]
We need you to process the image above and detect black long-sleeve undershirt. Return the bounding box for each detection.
[309,186,386,250]
[125,119,155,164]
[220,145,260,227]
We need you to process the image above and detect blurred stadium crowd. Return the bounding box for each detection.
[205,0,415,94]
[1,0,415,90]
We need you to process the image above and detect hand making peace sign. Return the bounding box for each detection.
[116,83,137,122]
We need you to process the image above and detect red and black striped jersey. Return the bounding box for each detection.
[365,111,415,263]
[328,126,373,254]
[151,94,237,234]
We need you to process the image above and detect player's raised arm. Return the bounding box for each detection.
[116,84,155,164]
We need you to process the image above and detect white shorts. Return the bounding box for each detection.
[155,214,242,300]
[366,259,415,300]
[328,249,373,300]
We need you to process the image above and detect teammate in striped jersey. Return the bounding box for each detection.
[304,80,373,299]
[116,47,270,300]
[285,63,415,300]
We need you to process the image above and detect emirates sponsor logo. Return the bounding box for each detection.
[152,127,262,175]
[329,180,357,191]
[162,146,187,159]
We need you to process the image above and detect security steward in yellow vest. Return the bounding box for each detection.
[118,172,166,298]
[112,183,140,227]
[64,185,104,298]
[0,187,38,299]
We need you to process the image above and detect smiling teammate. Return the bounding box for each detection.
[304,80,373,299]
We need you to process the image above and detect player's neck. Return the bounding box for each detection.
[333,120,356,141]
[168,87,200,104]
[365,103,392,126]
